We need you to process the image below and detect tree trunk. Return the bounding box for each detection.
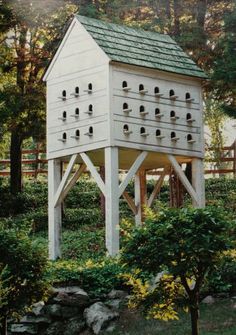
[173,0,181,36]
[196,0,207,28]
[10,131,23,195]
[190,304,200,335]
[0,316,7,335]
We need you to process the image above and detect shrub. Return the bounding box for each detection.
[0,222,48,333]
[121,206,234,335]
[47,259,125,298]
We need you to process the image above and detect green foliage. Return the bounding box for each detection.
[0,221,48,329]
[205,178,236,214]
[47,258,125,298]
[61,227,105,260]
[121,206,234,334]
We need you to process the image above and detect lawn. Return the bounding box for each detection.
[107,299,236,335]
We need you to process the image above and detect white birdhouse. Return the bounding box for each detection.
[43,15,207,260]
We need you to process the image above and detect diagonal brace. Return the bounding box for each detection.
[118,151,148,198]
[80,152,106,195]
[54,154,78,207]
[147,165,169,208]
[167,154,200,206]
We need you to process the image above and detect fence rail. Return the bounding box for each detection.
[0,141,235,178]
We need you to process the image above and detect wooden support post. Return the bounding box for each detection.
[192,158,205,207]
[100,166,106,219]
[105,147,119,256]
[48,159,62,260]
[135,170,147,225]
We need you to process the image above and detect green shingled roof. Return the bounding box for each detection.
[76,15,207,79]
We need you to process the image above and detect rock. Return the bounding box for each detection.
[105,299,122,310]
[54,291,89,307]
[107,290,128,300]
[84,302,119,335]
[20,315,51,324]
[44,304,62,317]
[61,306,80,319]
[202,295,215,304]
[43,321,65,335]
[31,301,45,316]
[53,287,88,296]
[10,323,38,334]
[105,321,117,333]
[63,317,86,335]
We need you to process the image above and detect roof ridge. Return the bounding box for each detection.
[75,14,172,41]
[75,14,207,79]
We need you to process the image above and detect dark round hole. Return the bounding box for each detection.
[123,103,128,109]
[140,127,145,134]
[139,84,144,91]
[62,132,67,140]
[89,104,93,111]
[122,81,128,88]
[89,126,93,134]
[62,90,66,97]
[155,108,160,115]
[187,134,192,141]
[171,131,176,138]
[75,87,79,94]
[170,110,175,117]
[186,92,191,100]
[156,129,161,136]
[140,105,145,113]
[75,108,79,115]
[75,129,80,137]
[186,113,192,120]
[123,124,129,131]
[63,111,67,118]
[88,83,92,90]
[169,89,175,97]
[154,87,159,94]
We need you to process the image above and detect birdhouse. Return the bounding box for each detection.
[43,15,207,260]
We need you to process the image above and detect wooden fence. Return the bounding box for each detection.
[0,140,235,178]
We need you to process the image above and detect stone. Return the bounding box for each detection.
[10,323,38,334]
[105,299,122,310]
[61,306,80,319]
[31,301,45,316]
[43,321,65,335]
[105,321,117,333]
[54,291,89,307]
[20,315,51,324]
[84,302,119,335]
[107,290,128,300]
[202,295,215,304]
[44,304,62,317]
[53,287,88,296]
[63,317,86,335]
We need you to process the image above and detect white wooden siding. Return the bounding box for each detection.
[111,64,203,158]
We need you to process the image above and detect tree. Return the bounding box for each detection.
[121,207,233,335]
[0,0,76,194]
[0,223,48,335]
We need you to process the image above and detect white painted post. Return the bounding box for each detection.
[135,173,142,226]
[48,159,62,260]
[191,158,205,207]
[105,147,119,256]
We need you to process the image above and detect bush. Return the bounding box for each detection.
[47,259,126,298]
[0,221,48,333]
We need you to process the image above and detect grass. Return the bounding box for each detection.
[106,299,236,335]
